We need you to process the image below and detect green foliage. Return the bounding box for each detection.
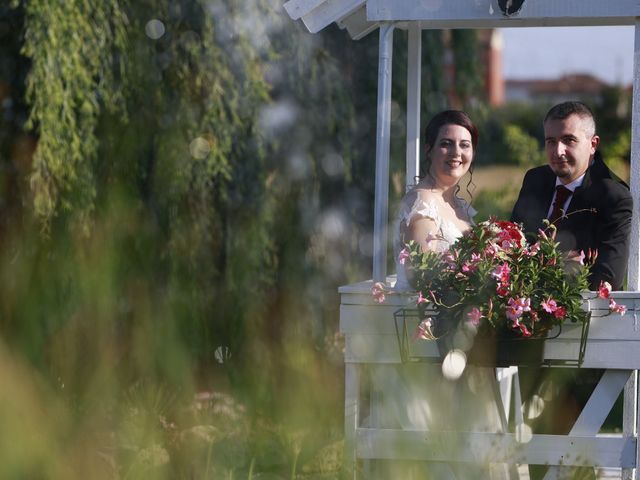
[600,129,631,181]
[19,0,128,227]
[451,29,483,105]
[472,183,520,222]
[502,123,545,166]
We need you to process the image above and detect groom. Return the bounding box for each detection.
[511,101,632,290]
[511,101,633,479]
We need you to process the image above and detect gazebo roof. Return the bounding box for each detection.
[283,0,639,40]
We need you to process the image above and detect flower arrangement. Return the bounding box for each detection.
[400,218,596,340]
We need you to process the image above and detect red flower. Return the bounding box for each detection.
[495,221,525,247]
[598,281,612,299]
[553,306,567,319]
[496,283,509,297]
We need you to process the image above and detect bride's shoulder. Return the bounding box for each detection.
[398,188,440,224]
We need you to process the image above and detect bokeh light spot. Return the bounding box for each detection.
[145,19,165,40]
[442,349,467,380]
[214,346,231,364]
[526,394,545,420]
[189,137,211,159]
[515,422,533,443]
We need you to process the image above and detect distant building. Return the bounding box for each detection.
[480,29,505,107]
[444,29,505,107]
[505,73,609,104]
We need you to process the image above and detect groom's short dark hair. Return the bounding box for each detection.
[544,101,597,137]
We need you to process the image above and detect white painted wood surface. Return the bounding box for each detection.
[356,429,636,467]
[367,0,639,27]
[336,6,377,40]
[622,372,638,480]
[298,0,366,34]
[629,19,640,292]
[286,0,640,39]
[405,25,421,191]
[372,24,394,282]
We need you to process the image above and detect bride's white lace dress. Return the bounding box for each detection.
[368,193,515,479]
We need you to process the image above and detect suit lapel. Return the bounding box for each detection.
[565,160,593,216]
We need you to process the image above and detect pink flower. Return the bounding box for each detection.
[506,298,523,321]
[484,243,498,258]
[491,262,511,283]
[576,250,585,265]
[527,242,540,256]
[414,318,434,340]
[598,281,612,299]
[371,282,386,304]
[514,297,531,312]
[514,321,533,337]
[470,253,482,263]
[541,298,558,313]
[467,307,483,326]
[442,251,457,268]
[506,297,531,321]
[609,298,627,315]
[461,262,476,274]
[416,291,429,304]
[553,306,567,319]
[398,248,410,265]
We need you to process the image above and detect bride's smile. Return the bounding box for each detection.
[427,124,473,188]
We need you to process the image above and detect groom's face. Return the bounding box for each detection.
[543,113,599,184]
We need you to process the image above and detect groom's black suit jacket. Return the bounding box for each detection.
[511,152,633,290]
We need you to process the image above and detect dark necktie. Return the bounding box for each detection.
[549,185,572,223]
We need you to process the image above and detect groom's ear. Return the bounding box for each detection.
[590,135,600,154]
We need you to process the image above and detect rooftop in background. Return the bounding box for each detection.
[500,26,635,86]
[505,73,612,104]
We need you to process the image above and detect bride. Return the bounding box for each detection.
[372,110,515,479]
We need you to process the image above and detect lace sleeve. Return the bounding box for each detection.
[400,197,441,228]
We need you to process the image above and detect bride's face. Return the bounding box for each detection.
[426,124,473,186]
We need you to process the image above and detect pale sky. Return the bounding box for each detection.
[500,26,635,86]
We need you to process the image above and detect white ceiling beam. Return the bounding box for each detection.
[338,5,378,40]
[300,0,366,34]
[283,0,327,20]
[367,0,640,27]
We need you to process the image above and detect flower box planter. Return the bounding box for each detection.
[393,307,590,367]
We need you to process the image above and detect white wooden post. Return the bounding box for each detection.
[344,363,360,479]
[405,24,421,192]
[373,23,394,282]
[623,370,638,480]
[628,18,640,291]
[622,18,640,480]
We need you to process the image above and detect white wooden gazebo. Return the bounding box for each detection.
[284,1,640,478]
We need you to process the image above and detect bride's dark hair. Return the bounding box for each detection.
[419,110,477,200]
